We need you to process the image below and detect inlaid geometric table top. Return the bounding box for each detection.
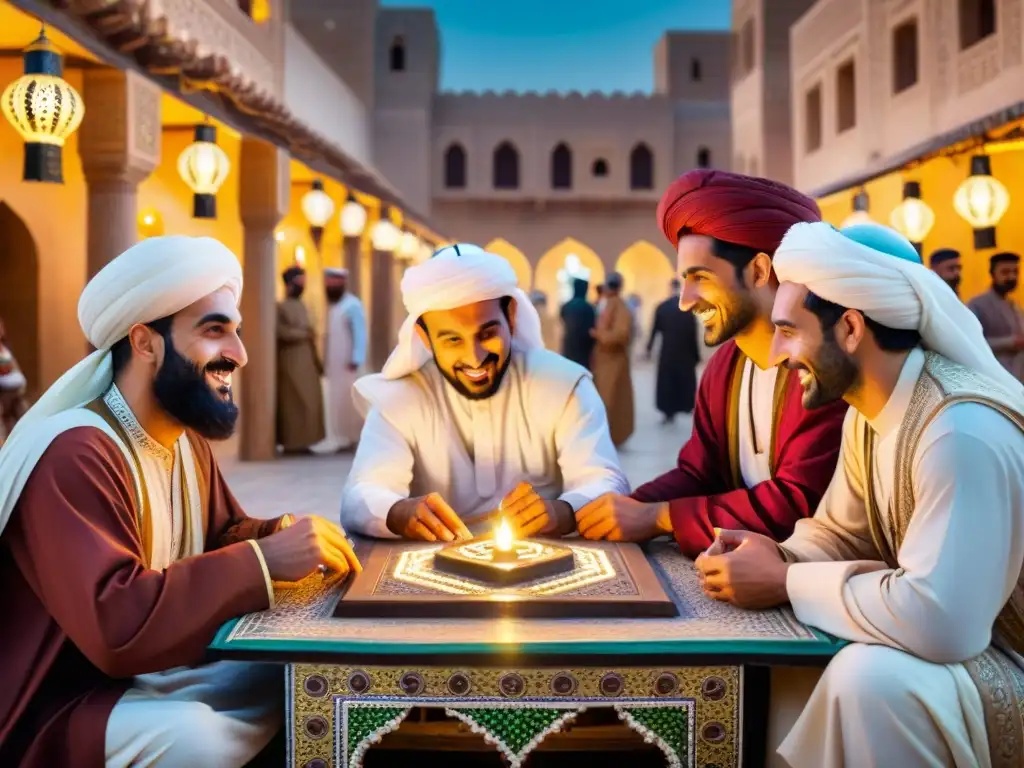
[210,540,843,661]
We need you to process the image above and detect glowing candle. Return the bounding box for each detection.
[492,519,517,562]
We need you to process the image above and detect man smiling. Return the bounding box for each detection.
[576,170,846,555]
[341,244,628,541]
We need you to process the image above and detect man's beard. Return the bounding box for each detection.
[944,277,961,295]
[152,341,240,440]
[995,280,1017,296]
[788,336,859,410]
[439,352,512,401]
[692,290,758,346]
[326,286,345,304]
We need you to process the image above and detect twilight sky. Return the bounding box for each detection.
[378,0,732,94]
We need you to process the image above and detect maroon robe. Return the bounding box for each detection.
[631,341,847,557]
[0,423,283,768]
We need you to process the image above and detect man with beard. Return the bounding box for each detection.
[697,222,1024,768]
[0,236,361,768]
[928,247,962,296]
[341,244,628,541]
[576,170,846,555]
[968,251,1024,382]
[277,266,326,453]
[322,267,366,451]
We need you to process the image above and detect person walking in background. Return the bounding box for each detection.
[591,272,634,446]
[531,290,559,350]
[276,266,326,454]
[626,293,642,354]
[0,317,28,443]
[646,280,699,424]
[560,277,596,368]
[322,267,366,452]
[967,251,1024,382]
[928,248,962,297]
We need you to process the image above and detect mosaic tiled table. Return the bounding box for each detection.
[209,541,844,768]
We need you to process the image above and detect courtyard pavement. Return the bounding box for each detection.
[219,359,695,521]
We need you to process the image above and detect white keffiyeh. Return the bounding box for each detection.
[0,235,243,535]
[380,243,544,380]
[774,221,1024,399]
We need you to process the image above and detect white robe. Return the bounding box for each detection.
[101,387,281,768]
[341,348,630,538]
[323,292,367,448]
[777,347,1024,767]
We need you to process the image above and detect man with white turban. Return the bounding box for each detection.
[695,222,1024,768]
[341,243,629,541]
[0,236,360,768]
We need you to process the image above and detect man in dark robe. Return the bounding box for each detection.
[575,170,847,556]
[560,277,596,368]
[0,236,360,768]
[646,279,699,423]
[928,248,962,296]
[277,266,325,453]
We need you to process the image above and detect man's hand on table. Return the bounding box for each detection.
[695,529,790,609]
[258,515,362,581]
[387,493,473,542]
[574,494,672,542]
[500,482,575,538]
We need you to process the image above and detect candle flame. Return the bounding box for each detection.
[495,518,513,552]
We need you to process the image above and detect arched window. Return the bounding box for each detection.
[493,141,519,189]
[551,143,572,189]
[630,143,653,190]
[444,143,466,189]
[389,36,406,72]
[696,147,711,168]
[592,158,609,177]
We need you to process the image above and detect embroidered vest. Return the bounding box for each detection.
[862,352,1024,767]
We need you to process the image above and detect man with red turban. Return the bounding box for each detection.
[575,170,847,556]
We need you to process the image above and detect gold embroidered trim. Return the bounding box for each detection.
[964,648,1024,768]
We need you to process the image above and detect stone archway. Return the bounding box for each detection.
[534,238,606,310]
[484,238,532,290]
[0,202,40,397]
[614,240,675,337]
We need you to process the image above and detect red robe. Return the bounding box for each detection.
[0,423,283,768]
[631,341,847,557]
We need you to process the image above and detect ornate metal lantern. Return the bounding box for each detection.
[953,155,1010,250]
[301,178,335,249]
[889,181,935,251]
[177,124,230,219]
[340,192,368,237]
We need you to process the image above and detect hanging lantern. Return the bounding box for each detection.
[340,192,368,237]
[177,124,230,219]
[889,181,934,252]
[953,154,1010,250]
[371,207,401,251]
[841,189,872,229]
[302,178,335,249]
[2,28,85,184]
[398,231,420,260]
[294,244,307,268]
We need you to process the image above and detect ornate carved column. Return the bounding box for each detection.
[369,248,394,371]
[342,235,363,299]
[238,138,290,461]
[79,69,161,278]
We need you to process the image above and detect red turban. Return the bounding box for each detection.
[656,169,821,253]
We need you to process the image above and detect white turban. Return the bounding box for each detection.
[0,235,243,535]
[774,222,1024,398]
[381,243,544,380]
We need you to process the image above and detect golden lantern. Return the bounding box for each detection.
[2,28,85,184]
[841,189,872,229]
[340,192,368,237]
[177,124,230,219]
[889,181,934,252]
[398,231,420,260]
[301,178,335,249]
[371,207,401,252]
[953,155,1010,250]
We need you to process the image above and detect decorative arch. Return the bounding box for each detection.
[484,238,532,290]
[0,202,40,397]
[389,36,406,72]
[534,238,606,311]
[551,143,572,189]
[629,143,654,190]
[444,143,466,188]
[493,141,520,189]
[696,146,712,168]
[614,241,676,335]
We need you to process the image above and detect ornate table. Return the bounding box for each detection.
[209,541,843,768]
